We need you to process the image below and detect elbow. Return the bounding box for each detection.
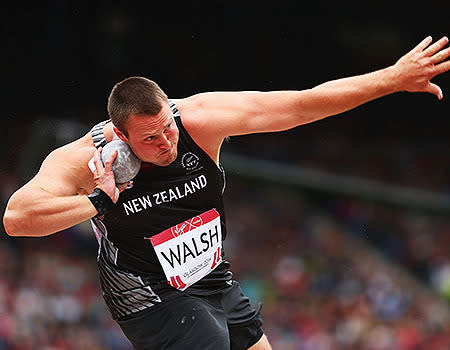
[3,189,38,237]
[3,209,24,236]
[3,210,17,236]
[3,207,34,237]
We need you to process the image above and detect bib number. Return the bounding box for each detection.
[149,209,223,291]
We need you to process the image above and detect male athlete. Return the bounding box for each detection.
[3,36,450,349]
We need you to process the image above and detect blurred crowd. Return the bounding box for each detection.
[225,179,450,349]
[0,226,132,349]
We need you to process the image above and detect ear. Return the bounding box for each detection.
[113,126,129,143]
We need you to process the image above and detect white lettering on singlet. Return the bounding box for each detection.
[123,195,152,215]
[122,175,208,216]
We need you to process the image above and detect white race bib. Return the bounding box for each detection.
[149,209,223,291]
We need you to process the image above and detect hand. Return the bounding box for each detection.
[393,36,450,99]
[117,182,131,194]
[92,147,120,203]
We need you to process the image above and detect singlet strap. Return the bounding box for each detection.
[91,119,110,149]
[168,100,181,118]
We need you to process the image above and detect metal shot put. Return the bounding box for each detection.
[100,140,141,184]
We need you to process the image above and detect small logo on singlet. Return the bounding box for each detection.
[181,152,201,172]
[171,215,203,238]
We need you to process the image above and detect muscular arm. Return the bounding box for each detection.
[183,36,450,140]
[3,143,118,237]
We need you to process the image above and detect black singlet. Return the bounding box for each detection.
[90,101,233,320]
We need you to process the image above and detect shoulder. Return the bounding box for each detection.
[171,96,211,130]
[171,96,224,163]
[171,91,259,129]
[38,133,97,191]
[171,93,221,114]
[52,119,115,165]
[46,133,95,166]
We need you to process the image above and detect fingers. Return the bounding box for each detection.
[423,36,449,57]
[425,82,443,100]
[113,186,120,203]
[117,181,130,193]
[412,36,433,53]
[398,36,448,99]
[433,60,450,78]
[104,150,118,172]
[430,47,450,65]
[93,147,104,172]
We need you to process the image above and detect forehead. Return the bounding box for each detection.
[127,104,174,136]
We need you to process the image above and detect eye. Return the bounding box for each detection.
[145,136,154,141]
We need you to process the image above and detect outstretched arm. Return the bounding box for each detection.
[185,36,449,138]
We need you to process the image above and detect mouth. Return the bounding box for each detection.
[159,146,173,157]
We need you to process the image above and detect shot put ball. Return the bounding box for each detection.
[101,140,141,184]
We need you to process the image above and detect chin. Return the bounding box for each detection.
[159,151,178,167]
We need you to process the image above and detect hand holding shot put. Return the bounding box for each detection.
[99,140,141,184]
[92,147,120,203]
[91,144,137,207]
[3,35,450,350]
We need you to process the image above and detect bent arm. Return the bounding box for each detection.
[3,148,99,237]
[186,36,449,138]
[4,183,98,237]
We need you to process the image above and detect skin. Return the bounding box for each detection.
[250,334,271,350]
[3,34,450,350]
[113,104,180,167]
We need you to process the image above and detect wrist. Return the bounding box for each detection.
[382,65,403,94]
[88,188,114,217]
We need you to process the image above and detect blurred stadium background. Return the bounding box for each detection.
[2,2,450,349]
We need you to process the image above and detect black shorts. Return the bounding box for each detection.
[117,280,264,350]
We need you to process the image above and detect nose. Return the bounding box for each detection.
[158,133,171,150]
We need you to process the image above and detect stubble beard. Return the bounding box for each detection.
[158,148,177,167]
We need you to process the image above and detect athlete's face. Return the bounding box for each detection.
[114,103,179,166]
